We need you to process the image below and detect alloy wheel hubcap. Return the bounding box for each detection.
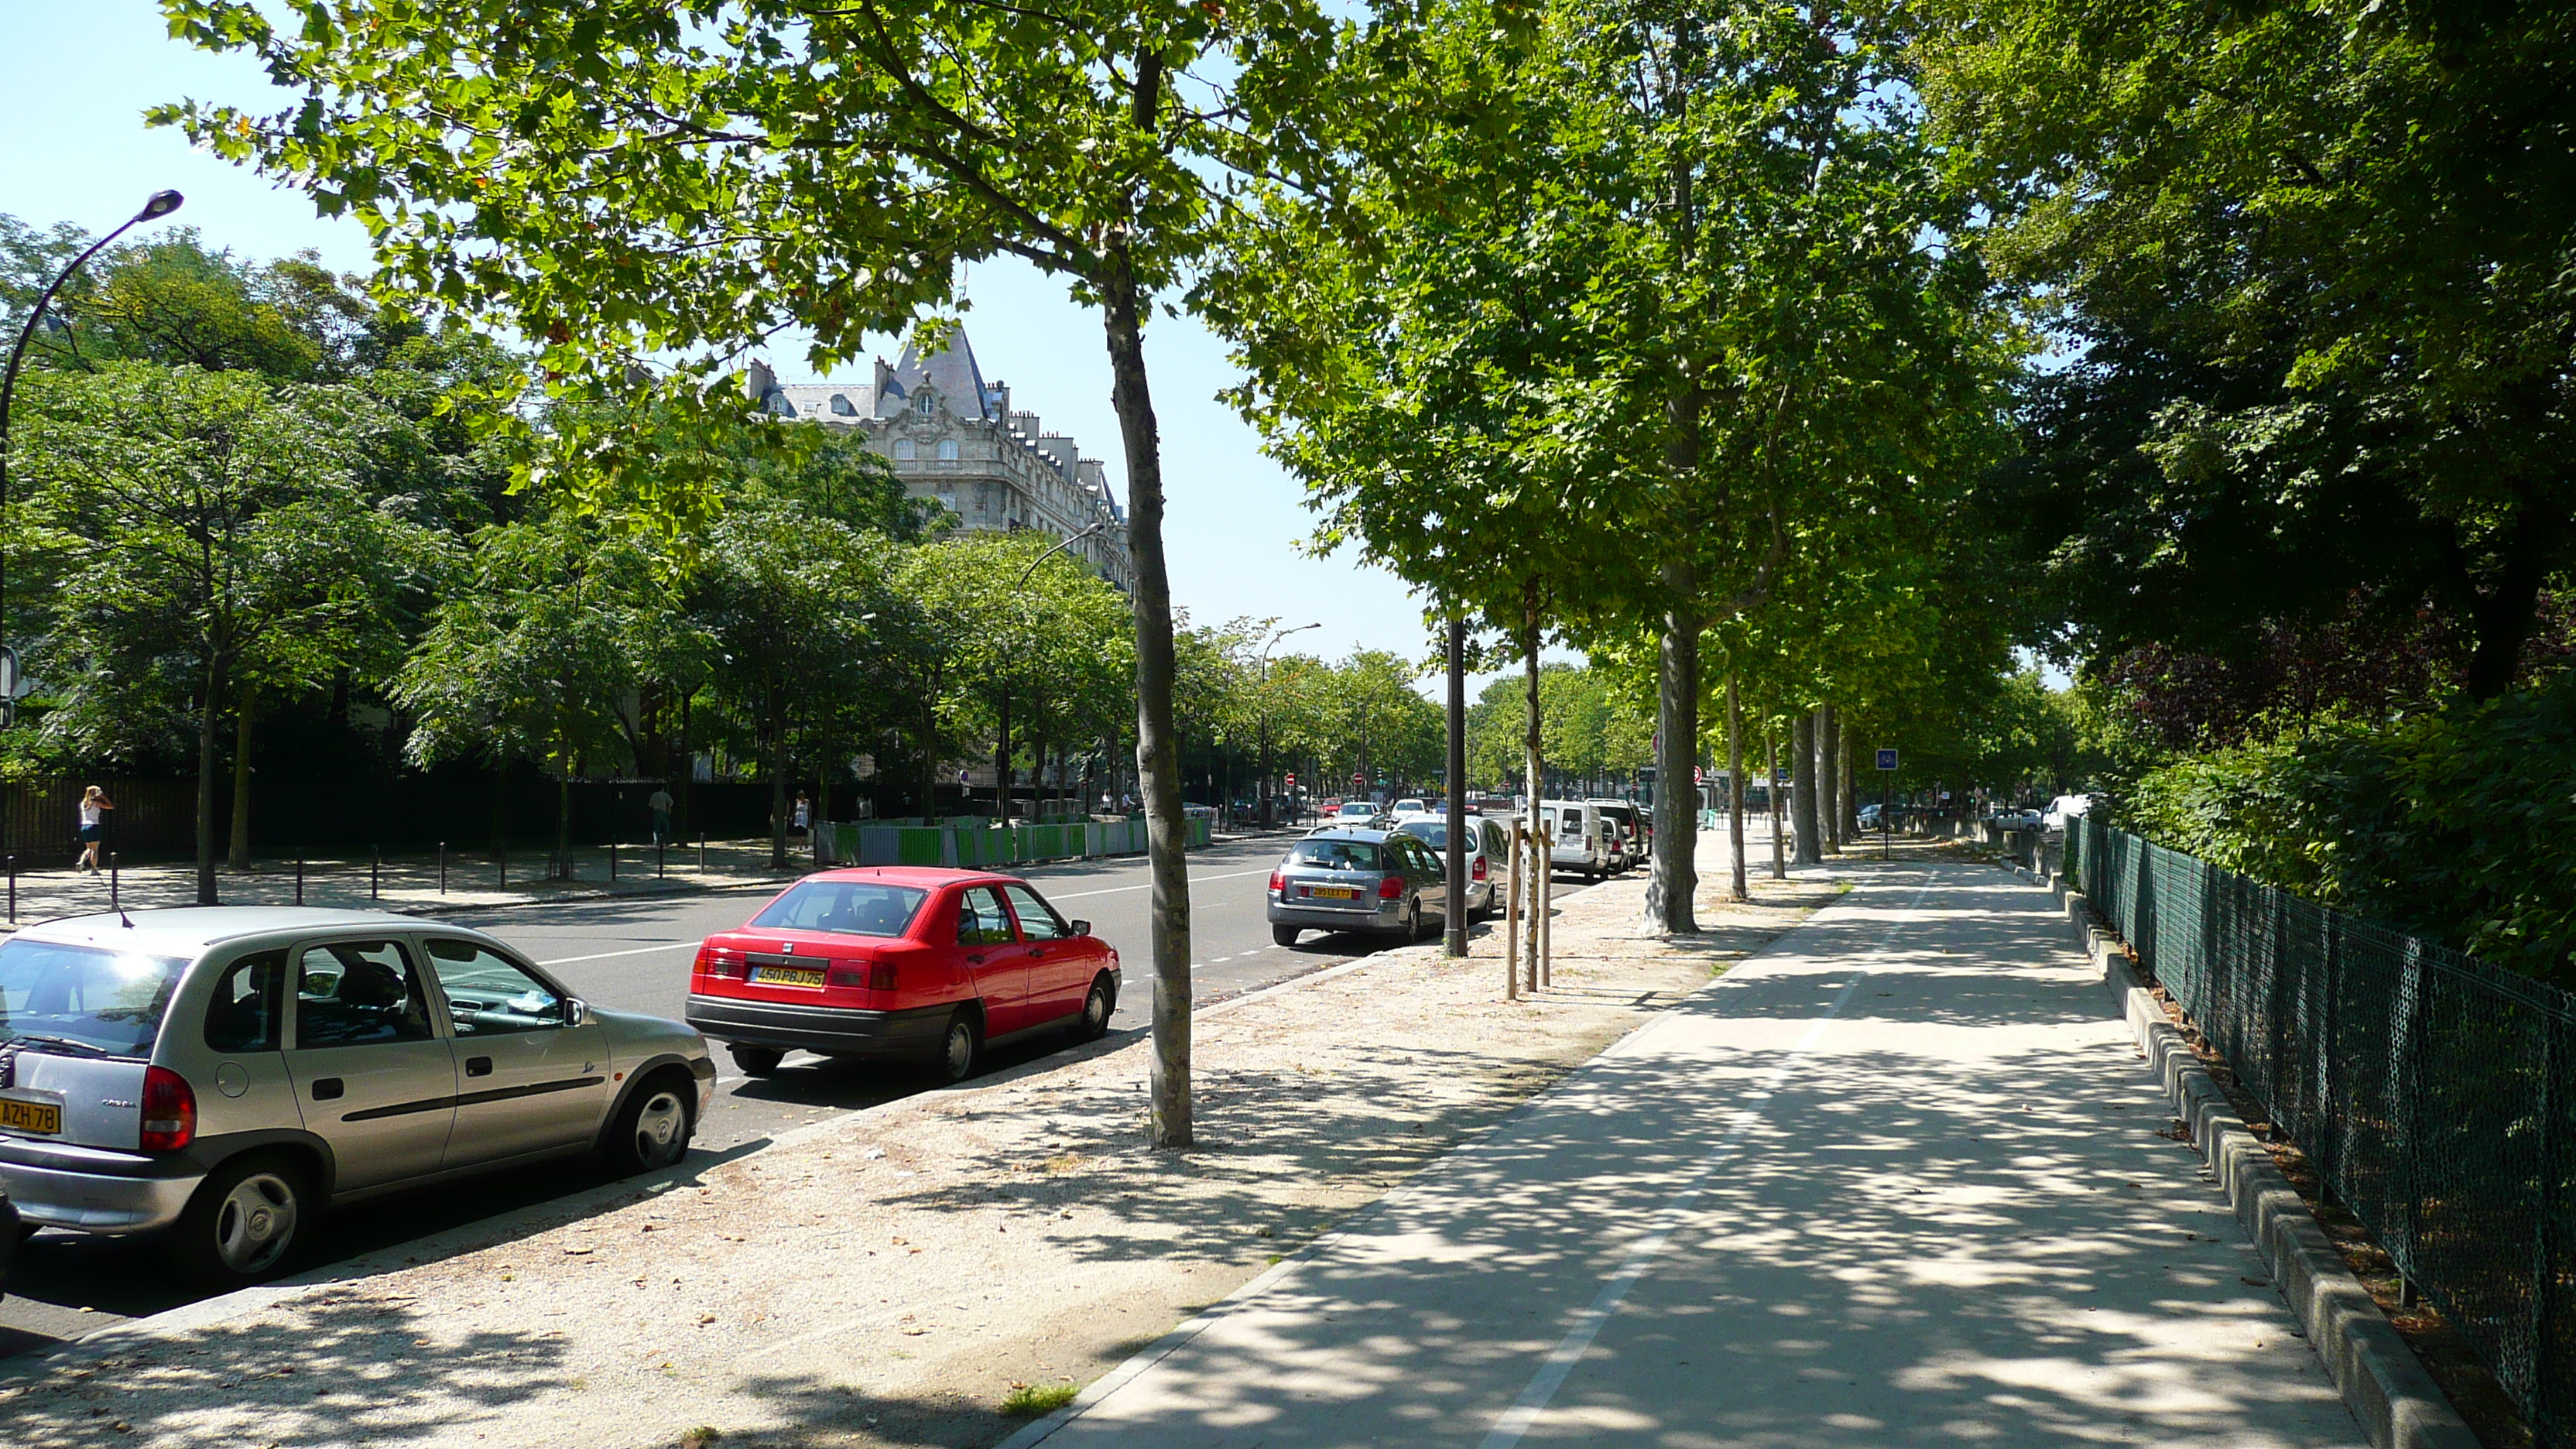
[214,1173,296,1273]
[947,1025,974,1076]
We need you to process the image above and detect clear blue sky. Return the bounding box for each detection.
[0,2,1498,689]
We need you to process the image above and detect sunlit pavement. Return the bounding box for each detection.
[1028,855,2364,1448]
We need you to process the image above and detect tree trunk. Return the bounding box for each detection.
[228,680,255,870]
[557,774,574,872]
[1521,591,1546,987]
[1645,560,1698,934]
[1101,242,1192,1151]
[1818,706,1841,855]
[1725,673,1747,902]
[195,663,224,904]
[1791,710,1821,865]
[1837,725,1855,846]
[1766,729,1786,879]
[1444,618,1469,958]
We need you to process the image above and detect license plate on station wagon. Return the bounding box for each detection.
[1306,886,1358,900]
[0,1094,62,1136]
[752,965,828,988]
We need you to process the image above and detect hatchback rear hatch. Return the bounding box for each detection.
[1279,839,1390,913]
[0,937,192,1152]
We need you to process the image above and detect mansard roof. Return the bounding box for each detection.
[886,330,1004,420]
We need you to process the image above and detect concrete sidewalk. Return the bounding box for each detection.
[1016,855,2365,1448]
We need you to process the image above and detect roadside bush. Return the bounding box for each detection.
[2113,677,2576,985]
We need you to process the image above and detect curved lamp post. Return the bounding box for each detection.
[1256,622,1321,827]
[994,520,1111,820]
[0,190,184,727]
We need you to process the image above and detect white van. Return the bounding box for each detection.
[1524,800,1612,881]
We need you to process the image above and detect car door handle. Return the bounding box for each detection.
[465,1056,493,1078]
[311,1077,344,1101]
[1026,946,1047,957]
[966,954,985,965]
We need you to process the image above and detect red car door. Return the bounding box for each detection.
[1001,882,1091,1024]
[954,885,1033,1036]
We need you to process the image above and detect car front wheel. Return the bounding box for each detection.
[1074,975,1115,1042]
[174,1152,310,1289]
[605,1075,695,1173]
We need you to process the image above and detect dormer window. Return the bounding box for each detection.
[916,392,935,417]
[829,394,856,416]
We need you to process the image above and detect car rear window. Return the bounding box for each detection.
[1397,821,1449,850]
[750,881,930,937]
[0,938,190,1059]
[1288,840,1382,871]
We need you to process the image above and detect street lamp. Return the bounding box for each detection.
[0,190,184,728]
[993,521,1112,821]
[1256,622,1321,827]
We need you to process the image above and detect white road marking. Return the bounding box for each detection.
[1049,866,1273,901]
[536,941,697,966]
[1476,875,1934,1449]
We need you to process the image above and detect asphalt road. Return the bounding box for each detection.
[0,832,1410,1362]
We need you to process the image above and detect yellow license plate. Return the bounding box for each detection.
[1307,886,1358,899]
[753,966,827,988]
[0,1096,62,1136]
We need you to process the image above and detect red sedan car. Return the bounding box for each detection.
[685,868,1120,1083]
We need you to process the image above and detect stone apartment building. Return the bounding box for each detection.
[744,330,1134,591]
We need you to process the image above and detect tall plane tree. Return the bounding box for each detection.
[162,0,1342,1147]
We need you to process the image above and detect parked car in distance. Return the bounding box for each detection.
[1588,800,1646,872]
[2044,793,2092,833]
[1333,800,1384,825]
[1389,797,1430,819]
[1526,800,1614,880]
[686,868,1119,1086]
[1269,829,1449,946]
[1994,808,2044,831]
[0,908,714,1289]
[1390,816,1509,917]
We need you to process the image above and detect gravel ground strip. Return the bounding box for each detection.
[1,839,1845,1449]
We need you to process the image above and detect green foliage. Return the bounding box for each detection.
[2115,681,2576,985]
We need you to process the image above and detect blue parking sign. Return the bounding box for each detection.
[1875,748,1899,771]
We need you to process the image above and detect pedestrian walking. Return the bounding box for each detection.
[74,785,113,873]
[649,785,675,847]
[792,792,813,831]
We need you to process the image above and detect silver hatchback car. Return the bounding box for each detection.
[0,908,714,1287]
[1267,828,1448,946]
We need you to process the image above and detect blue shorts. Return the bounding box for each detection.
[78,824,101,842]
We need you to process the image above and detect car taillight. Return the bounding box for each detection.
[698,946,745,979]
[1268,871,1284,895]
[1378,877,1405,899]
[1471,856,1488,881]
[826,959,899,992]
[140,1065,196,1152]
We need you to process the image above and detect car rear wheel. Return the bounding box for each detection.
[729,1043,785,1077]
[1074,974,1115,1042]
[1403,898,1427,940]
[604,1074,695,1173]
[174,1151,310,1289]
[1272,924,1300,947]
[931,1009,982,1084]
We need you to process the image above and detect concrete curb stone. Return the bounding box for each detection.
[2037,869,2478,1449]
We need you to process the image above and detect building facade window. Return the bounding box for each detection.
[936,439,959,461]
[916,392,935,417]
[892,439,916,461]
[829,393,856,416]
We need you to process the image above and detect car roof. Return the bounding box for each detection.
[5,906,466,958]
[795,867,1021,889]
[1298,827,1390,843]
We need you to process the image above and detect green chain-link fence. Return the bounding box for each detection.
[2067,815,2576,1445]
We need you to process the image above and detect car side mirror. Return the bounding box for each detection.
[1069,920,1091,938]
[567,998,589,1027]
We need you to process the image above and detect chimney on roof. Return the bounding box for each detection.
[743,358,777,404]
[1011,410,1040,437]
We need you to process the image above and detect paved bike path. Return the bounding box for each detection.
[1022,857,2364,1447]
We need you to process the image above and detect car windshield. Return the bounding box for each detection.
[1288,839,1383,871]
[1337,803,1375,816]
[748,881,930,937]
[0,938,190,1058]
[1396,821,1449,849]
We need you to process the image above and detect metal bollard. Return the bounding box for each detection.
[498,848,506,888]
[609,841,617,882]
[5,854,14,923]
[699,831,707,872]
[372,845,381,899]
[657,841,665,879]
[110,852,120,910]
[439,841,447,895]
[295,854,305,906]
